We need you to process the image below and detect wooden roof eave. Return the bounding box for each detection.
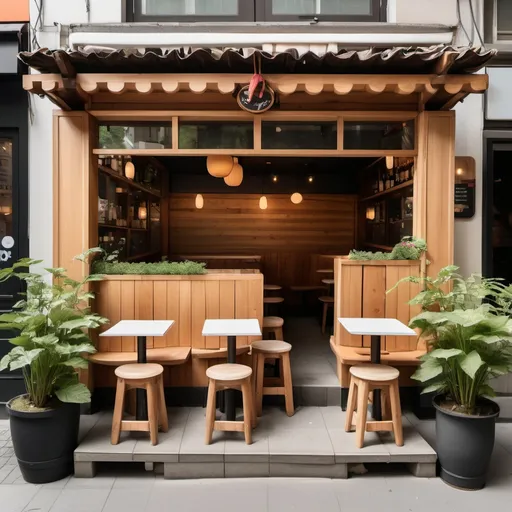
[23,72,489,112]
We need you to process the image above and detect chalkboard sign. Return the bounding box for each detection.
[454,156,476,219]
[237,84,275,114]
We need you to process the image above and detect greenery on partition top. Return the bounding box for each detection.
[348,236,427,261]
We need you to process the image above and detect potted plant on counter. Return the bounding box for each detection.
[393,266,512,490]
[0,251,108,483]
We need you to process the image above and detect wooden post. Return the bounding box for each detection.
[414,111,455,278]
[53,111,97,390]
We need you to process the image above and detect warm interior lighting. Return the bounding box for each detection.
[366,207,376,220]
[456,167,464,176]
[195,194,204,209]
[308,175,314,183]
[290,192,303,205]
[207,155,233,178]
[0,206,12,215]
[272,175,278,182]
[138,205,147,220]
[259,196,268,210]
[386,156,394,170]
[224,157,243,186]
[124,159,135,180]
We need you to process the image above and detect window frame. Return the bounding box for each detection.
[127,0,385,22]
[484,0,512,46]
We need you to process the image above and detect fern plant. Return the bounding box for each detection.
[390,265,512,414]
[0,250,108,408]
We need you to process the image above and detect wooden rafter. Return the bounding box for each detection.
[23,72,489,112]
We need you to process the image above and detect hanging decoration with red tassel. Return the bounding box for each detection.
[237,53,275,114]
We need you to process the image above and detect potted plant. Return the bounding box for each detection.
[0,251,108,484]
[392,266,512,490]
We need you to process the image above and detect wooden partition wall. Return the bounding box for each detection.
[333,258,421,351]
[92,272,263,388]
[168,193,357,288]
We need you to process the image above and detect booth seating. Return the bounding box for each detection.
[111,363,168,446]
[205,364,255,445]
[262,316,284,340]
[88,347,191,366]
[345,364,403,448]
[252,340,294,417]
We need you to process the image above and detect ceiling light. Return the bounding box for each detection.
[272,175,278,183]
[195,194,204,209]
[308,175,314,183]
[291,192,303,205]
[259,196,268,210]
[456,167,464,176]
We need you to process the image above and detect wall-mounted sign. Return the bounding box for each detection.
[454,156,476,219]
[237,83,275,114]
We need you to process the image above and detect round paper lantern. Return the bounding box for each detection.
[224,158,243,187]
[195,194,204,209]
[207,155,233,178]
[291,192,303,205]
[124,160,135,180]
[259,196,268,210]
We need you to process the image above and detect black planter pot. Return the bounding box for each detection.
[7,395,80,484]
[434,394,499,490]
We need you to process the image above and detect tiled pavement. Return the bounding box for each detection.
[2,417,512,512]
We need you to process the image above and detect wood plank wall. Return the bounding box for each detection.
[333,258,421,352]
[168,193,358,289]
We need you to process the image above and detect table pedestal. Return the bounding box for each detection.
[371,334,382,421]
[225,335,237,421]
[136,335,148,421]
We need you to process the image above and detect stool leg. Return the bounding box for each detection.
[381,389,391,421]
[389,380,404,447]
[277,327,284,340]
[355,380,369,449]
[345,377,357,432]
[158,374,168,433]
[111,378,126,445]
[322,303,328,334]
[205,379,217,445]
[256,353,265,417]
[282,353,295,417]
[147,380,159,446]
[241,379,253,445]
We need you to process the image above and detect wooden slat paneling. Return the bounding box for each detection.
[178,280,192,347]
[205,281,220,349]
[120,280,135,352]
[219,280,235,348]
[135,281,154,348]
[362,266,386,347]
[153,281,168,348]
[191,281,206,348]
[165,281,180,347]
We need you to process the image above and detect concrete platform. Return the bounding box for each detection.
[74,406,437,479]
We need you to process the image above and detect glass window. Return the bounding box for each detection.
[497,0,512,39]
[179,121,254,149]
[98,123,172,149]
[271,0,372,16]
[141,0,238,16]
[0,140,12,243]
[261,121,337,150]
[343,120,415,151]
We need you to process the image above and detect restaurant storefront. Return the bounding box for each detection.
[19,45,494,405]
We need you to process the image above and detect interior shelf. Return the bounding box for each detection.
[361,180,413,202]
[99,165,161,199]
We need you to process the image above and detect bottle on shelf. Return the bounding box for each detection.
[389,168,395,188]
[378,171,384,192]
[384,169,390,190]
[400,164,405,183]
[404,163,410,181]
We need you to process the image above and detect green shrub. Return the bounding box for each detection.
[92,260,207,276]
[349,236,427,261]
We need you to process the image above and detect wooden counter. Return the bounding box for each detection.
[92,271,263,388]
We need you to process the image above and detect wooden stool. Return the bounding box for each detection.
[264,296,284,316]
[345,364,403,448]
[318,296,334,334]
[263,316,284,340]
[111,363,168,446]
[252,340,294,417]
[264,284,282,292]
[205,364,255,445]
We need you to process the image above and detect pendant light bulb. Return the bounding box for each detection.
[124,159,135,180]
[138,205,147,220]
[195,194,204,209]
[291,192,303,205]
[386,156,394,170]
[259,196,268,210]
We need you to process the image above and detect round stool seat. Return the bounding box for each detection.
[349,364,399,382]
[317,269,333,273]
[251,340,291,354]
[264,284,282,291]
[318,296,334,303]
[322,278,334,285]
[206,363,252,381]
[264,297,284,304]
[263,316,284,328]
[115,363,163,380]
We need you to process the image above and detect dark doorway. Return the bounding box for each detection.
[483,132,512,283]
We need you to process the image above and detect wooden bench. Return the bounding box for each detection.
[87,347,191,366]
[191,346,251,359]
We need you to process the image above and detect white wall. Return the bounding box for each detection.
[393,0,458,25]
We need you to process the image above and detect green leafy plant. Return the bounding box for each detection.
[92,259,207,276]
[0,250,108,408]
[349,236,427,261]
[391,265,512,415]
